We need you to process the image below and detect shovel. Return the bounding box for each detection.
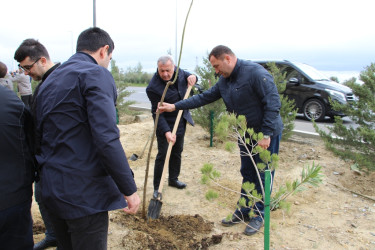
[129,132,152,161]
[147,85,193,219]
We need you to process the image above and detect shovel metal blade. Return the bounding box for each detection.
[129,154,138,161]
[147,197,163,219]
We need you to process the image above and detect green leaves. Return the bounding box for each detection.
[215,113,279,172]
[224,142,236,152]
[200,163,221,184]
[316,63,375,170]
[205,190,218,201]
[270,162,324,210]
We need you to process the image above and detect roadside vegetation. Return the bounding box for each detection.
[314,63,375,171]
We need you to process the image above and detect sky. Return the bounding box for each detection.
[1,0,374,82]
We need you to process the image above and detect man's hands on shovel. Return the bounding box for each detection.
[165,131,176,145]
[157,102,175,114]
[123,192,141,214]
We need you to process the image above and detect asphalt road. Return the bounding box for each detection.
[124,86,356,137]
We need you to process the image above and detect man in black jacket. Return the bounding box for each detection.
[146,55,197,197]
[14,38,60,250]
[158,45,283,236]
[35,27,140,250]
[0,83,34,250]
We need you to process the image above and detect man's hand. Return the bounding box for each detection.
[187,75,197,87]
[157,102,176,113]
[258,137,271,150]
[165,131,176,145]
[123,192,140,215]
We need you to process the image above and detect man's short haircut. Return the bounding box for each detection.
[14,39,50,62]
[0,61,7,78]
[157,55,174,66]
[209,45,235,60]
[76,27,114,55]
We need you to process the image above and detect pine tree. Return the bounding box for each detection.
[110,60,137,120]
[314,63,375,170]
[192,55,226,135]
[265,62,297,140]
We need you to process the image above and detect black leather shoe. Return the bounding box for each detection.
[153,190,159,198]
[221,210,250,227]
[34,238,57,250]
[244,217,263,236]
[168,180,187,189]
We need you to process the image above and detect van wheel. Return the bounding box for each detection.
[303,99,326,121]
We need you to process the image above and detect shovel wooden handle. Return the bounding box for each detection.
[157,84,193,193]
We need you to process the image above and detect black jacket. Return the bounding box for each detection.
[146,67,195,136]
[0,86,34,211]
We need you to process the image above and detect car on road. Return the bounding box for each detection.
[252,60,355,121]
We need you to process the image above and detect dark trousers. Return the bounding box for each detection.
[0,200,33,250]
[238,134,281,217]
[35,181,57,241]
[21,94,32,108]
[153,133,185,190]
[47,211,109,250]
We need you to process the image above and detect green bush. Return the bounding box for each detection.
[191,54,226,138]
[314,63,375,171]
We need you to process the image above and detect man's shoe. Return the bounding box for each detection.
[153,190,159,198]
[168,180,187,189]
[221,210,250,227]
[244,217,263,236]
[33,238,57,250]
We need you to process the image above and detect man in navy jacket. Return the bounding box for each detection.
[158,45,283,236]
[14,38,61,250]
[35,27,140,249]
[146,55,197,196]
[0,84,34,250]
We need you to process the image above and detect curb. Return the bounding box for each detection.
[292,129,320,139]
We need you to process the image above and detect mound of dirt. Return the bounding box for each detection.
[110,212,220,249]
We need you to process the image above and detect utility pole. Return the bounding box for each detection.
[93,0,96,27]
[175,0,177,63]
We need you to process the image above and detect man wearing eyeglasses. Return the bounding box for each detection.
[14,39,60,250]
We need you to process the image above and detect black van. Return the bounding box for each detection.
[252,60,355,121]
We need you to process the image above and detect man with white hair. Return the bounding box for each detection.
[146,55,197,197]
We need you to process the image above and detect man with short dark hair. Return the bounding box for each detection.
[159,45,283,236]
[35,27,140,249]
[14,38,60,250]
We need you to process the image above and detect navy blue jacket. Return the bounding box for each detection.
[175,59,283,136]
[0,86,34,211]
[146,67,195,136]
[35,52,137,219]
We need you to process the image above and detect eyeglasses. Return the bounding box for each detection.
[18,58,41,72]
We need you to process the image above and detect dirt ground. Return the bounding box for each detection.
[32,112,375,249]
